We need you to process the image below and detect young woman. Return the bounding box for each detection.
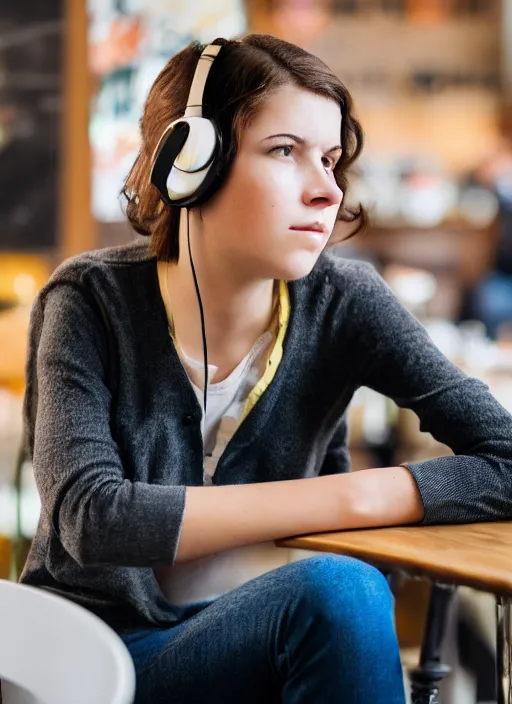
[20,35,512,703]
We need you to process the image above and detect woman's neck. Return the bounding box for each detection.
[158,256,275,384]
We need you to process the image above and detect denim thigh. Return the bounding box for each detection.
[121,554,406,704]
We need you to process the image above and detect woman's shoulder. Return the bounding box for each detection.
[293,252,402,337]
[50,237,153,283]
[305,251,385,299]
[29,238,157,342]
[37,238,154,304]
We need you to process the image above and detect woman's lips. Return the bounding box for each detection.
[290,223,328,235]
[289,226,328,238]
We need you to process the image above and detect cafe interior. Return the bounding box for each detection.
[1,0,512,702]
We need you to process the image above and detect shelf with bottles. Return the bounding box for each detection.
[330,0,497,19]
[258,0,497,19]
[307,3,501,105]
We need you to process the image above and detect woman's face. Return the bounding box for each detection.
[198,83,344,282]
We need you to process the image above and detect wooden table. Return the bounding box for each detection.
[278,522,512,704]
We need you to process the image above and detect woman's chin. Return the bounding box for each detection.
[276,251,325,281]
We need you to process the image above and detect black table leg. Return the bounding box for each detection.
[409,582,456,704]
[496,596,512,704]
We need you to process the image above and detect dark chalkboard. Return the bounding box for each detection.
[0,0,63,251]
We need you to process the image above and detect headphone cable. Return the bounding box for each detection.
[186,207,208,415]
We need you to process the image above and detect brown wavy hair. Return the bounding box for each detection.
[122,34,366,262]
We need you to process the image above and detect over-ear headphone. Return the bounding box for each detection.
[150,43,223,208]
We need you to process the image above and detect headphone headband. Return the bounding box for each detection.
[151,43,222,164]
[184,44,222,118]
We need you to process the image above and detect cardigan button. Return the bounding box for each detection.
[182,414,194,426]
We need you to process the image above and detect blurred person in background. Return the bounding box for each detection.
[18,35,512,704]
[463,139,512,339]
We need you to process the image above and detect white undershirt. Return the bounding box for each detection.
[154,330,294,606]
[183,330,273,485]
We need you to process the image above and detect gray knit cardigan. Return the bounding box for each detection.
[19,240,512,629]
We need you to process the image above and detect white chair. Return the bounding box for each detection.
[0,579,135,704]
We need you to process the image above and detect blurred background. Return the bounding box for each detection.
[1,1,512,701]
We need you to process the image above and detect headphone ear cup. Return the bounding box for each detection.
[174,118,217,173]
[166,164,212,200]
[150,117,221,206]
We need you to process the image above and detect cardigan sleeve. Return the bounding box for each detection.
[27,281,187,567]
[350,262,512,525]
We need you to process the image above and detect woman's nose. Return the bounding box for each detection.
[302,165,343,208]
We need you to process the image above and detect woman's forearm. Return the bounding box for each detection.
[175,467,424,563]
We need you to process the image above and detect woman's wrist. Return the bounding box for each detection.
[335,466,425,529]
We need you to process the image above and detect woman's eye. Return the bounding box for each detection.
[322,156,335,170]
[271,145,294,157]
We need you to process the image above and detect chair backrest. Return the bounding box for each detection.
[0,580,135,704]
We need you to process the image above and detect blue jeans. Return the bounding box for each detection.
[121,555,406,703]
